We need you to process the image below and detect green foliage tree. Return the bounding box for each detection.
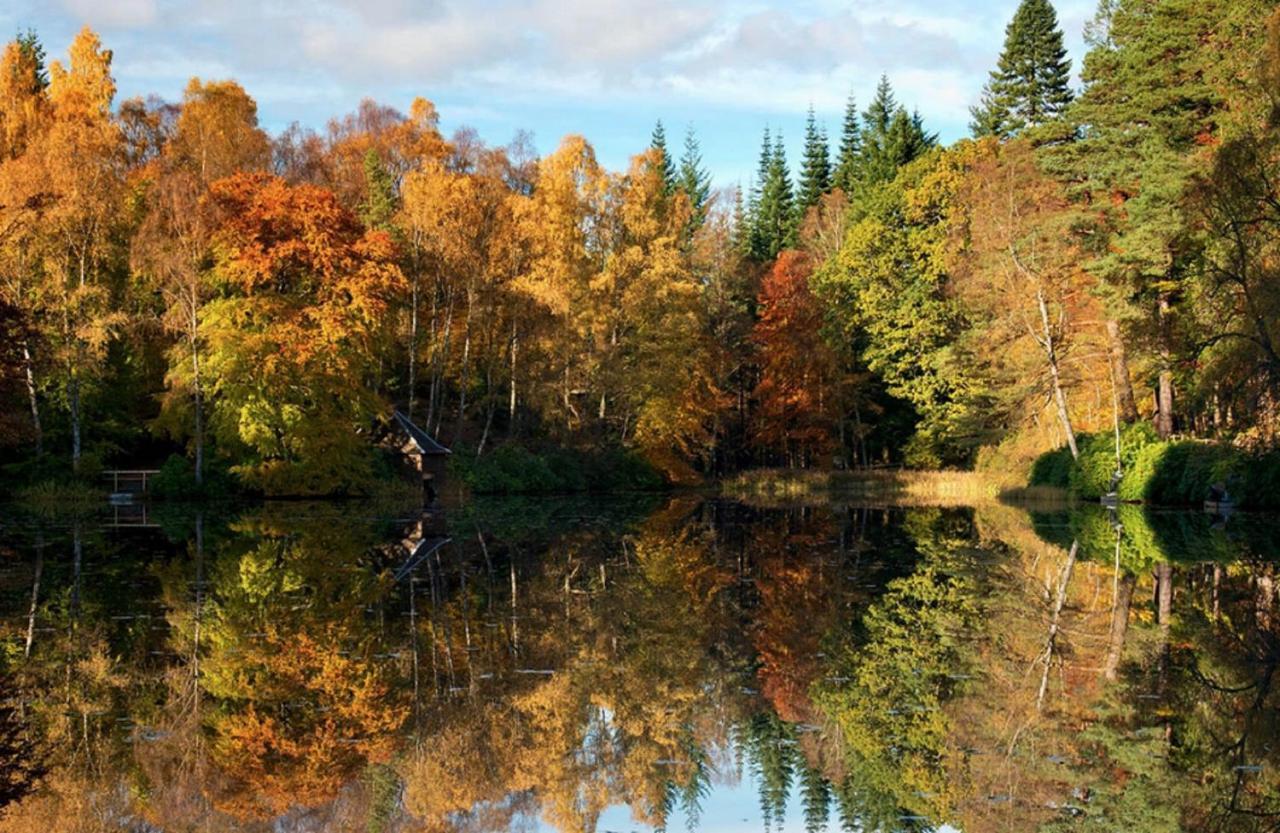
[798,106,831,212]
[832,92,861,194]
[970,0,1074,138]
[748,128,796,260]
[677,125,711,232]
[857,77,936,186]
[359,147,396,231]
[1041,0,1270,440]
[649,119,676,194]
[813,145,993,466]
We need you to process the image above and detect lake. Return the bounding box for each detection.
[0,494,1277,832]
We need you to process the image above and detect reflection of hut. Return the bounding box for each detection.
[384,410,451,501]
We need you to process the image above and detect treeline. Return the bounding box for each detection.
[733,0,1280,480]
[2,0,1279,496]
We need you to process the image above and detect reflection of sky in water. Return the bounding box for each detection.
[564,774,962,833]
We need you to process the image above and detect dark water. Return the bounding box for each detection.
[0,495,1278,832]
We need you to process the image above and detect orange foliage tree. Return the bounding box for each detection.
[750,250,839,466]
[199,172,404,494]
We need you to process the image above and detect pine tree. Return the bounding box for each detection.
[748,126,799,261]
[748,127,773,259]
[864,76,897,138]
[732,183,751,257]
[677,124,711,231]
[833,93,861,193]
[360,148,396,231]
[798,106,832,211]
[15,30,47,92]
[857,78,935,186]
[650,119,676,193]
[970,0,1074,137]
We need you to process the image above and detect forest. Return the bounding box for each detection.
[2,0,1280,498]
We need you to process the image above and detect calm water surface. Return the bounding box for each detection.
[1,495,1278,832]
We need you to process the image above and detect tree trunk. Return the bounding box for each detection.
[432,288,455,436]
[1156,369,1175,439]
[189,315,205,487]
[21,341,42,457]
[1037,288,1079,459]
[1103,573,1135,681]
[1038,539,1078,710]
[1155,562,1173,630]
[508,320,518,434]
[454,285,474,446]
[68,370,82,473]
[408,273,420,419]
[1155,296,1175,439]
[1105,319,1138,422]
[24,538,43,659]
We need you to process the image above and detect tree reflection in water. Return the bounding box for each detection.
[0,496,1278,832]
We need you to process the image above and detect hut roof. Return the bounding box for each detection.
[393,410,452,456]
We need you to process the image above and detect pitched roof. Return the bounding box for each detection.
[393,410,452,456]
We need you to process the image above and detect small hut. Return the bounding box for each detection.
[384,410,451,501]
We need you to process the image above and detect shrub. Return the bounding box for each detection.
[450,443,664,495]
[1068,423,1158,499]
[1028,445,1074,489]
[1242,450,1280,509]
[150,453,236,500]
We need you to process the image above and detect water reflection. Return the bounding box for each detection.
[0,497,1277,832]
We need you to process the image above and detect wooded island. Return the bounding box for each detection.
[0,0,1278,504]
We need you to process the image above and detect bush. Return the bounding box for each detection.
[150,453,238,500]
[1023,423,1280,507]
[1068,423,1158,499]
[1028,445,1074,489]
[1242,450,1280,508]
[450,443,664,495]
[1111,440,1260,506]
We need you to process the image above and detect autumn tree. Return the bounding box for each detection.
[751,251,838,466]
[133,78,271,485]
[198,172,404,495]
[35,26,126,471]
[952,140,1108,459]
[813,146,994,466]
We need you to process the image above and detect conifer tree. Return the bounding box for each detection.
[732,183,750,257]
[857,78,935,186]
[748,127,774,259]
[798,106,831,211]
[650,119,676,193]
[677,124,711,231]
[15,30,47,92]
[833,93,861,193]
[970,0,1074,138]
[360,148,396,231]
[750,132,796,260]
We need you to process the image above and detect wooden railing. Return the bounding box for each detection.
[102,469,161,495]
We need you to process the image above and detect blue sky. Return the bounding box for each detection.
[3,0,1097,187]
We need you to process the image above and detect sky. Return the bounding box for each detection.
[3,0,1099,187]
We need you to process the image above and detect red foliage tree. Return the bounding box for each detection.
[750,251,839,466]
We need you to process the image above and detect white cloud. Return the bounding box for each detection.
[59,0,158,28]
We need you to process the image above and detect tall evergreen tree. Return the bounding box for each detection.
[970,0,1074,138]
[798,106,832,211]
[857,78,935,186]
[833,93,861,193]
[748,127,773,259]
[650,119,676,193]
[1040,0,1262,438]
[677,124,711,231]
[748,128,798,260]
[732,183,751,258]
[863,76,897,139]
[360,148,396,231]
[15,30,47,92]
